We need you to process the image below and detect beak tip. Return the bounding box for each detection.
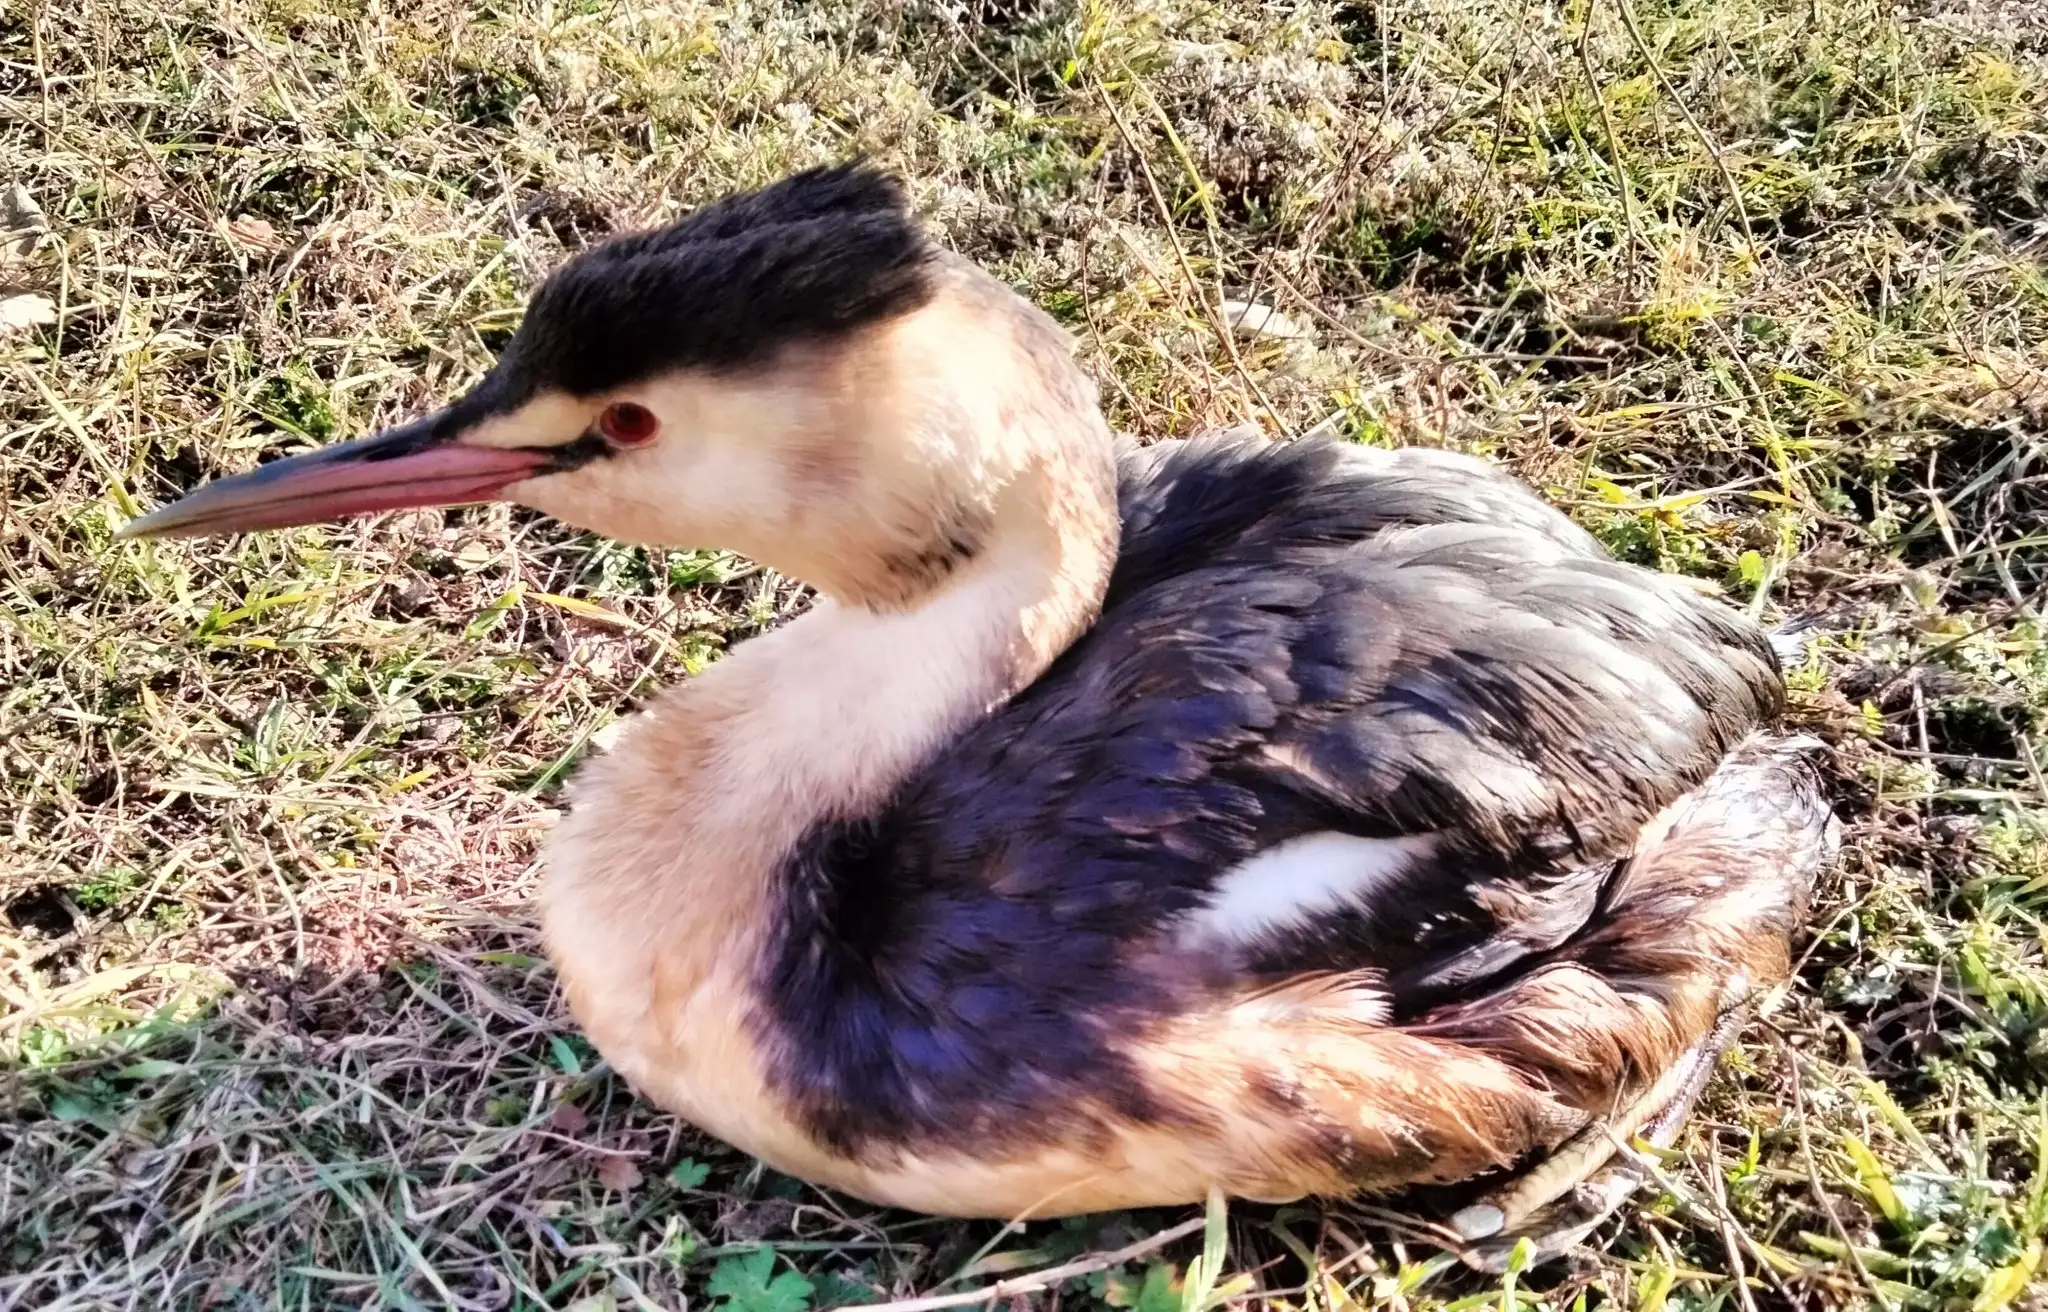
[108,422,554,541]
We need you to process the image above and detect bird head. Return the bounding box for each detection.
[119,163,1104,605]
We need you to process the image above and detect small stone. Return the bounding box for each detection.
[0,183,49,260]
[1450,1203,1505,1240]
[0,291,55,334]
[1220,300,1311,341]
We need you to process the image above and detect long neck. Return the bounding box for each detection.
[536,358,1120,1134]
[667,266,1125,831]
[684,445,1120,836]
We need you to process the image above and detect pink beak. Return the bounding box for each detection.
[117,417,561,540]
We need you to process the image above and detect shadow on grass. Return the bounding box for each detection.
[0,922,1655,1310]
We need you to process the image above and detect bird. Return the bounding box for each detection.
[121,161,1835,1268]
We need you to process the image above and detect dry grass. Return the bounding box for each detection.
[2,0,2045,1307]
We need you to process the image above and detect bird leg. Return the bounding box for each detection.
[1447,977,1754,1273]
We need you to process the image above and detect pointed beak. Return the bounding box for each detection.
[117,415,570,541]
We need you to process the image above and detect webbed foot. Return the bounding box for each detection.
[1450,990,1750,1272]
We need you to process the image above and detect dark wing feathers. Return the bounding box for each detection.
[1267,528,1777,860]
[1104,435,1607,603]
[1101,436,1778,862]
[762,434,1785,1148]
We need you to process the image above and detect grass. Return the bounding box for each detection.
[1,0,2045,1306]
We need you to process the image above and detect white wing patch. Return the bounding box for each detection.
[1177,831,1439,947]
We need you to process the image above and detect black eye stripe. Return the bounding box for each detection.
[546,432,610,470]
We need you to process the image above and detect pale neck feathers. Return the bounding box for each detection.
[536,274,1120,1153]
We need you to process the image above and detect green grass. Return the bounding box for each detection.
[2,0,2045,1307]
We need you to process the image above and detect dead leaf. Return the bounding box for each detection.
[594,1154,643,1192]
[226,215,287,253]
[547,1101,590,1134]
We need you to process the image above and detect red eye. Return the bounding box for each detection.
[598,401,659,447]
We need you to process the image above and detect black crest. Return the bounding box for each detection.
[484,162,937,403]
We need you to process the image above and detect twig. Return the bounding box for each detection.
[1612,0,1757,253]
[1697,1141,1763,1312]
[1870,577,2048,699]
[30,0,55,156]
[858,1216,1208,1312]
[1778,1034,1895,1311]
[1094,80,1269,430]
[1576,0,1642,286]
[2017,731,2048,811]
[1077,182,1159,432]
[1132,80,1283,428]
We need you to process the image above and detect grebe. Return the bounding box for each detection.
[122,163,1834,1268]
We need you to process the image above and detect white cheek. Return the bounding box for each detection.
[509,439,798,553]
[461,391,598,449]
[1176,831,1439,949]
[517,464,671,544]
